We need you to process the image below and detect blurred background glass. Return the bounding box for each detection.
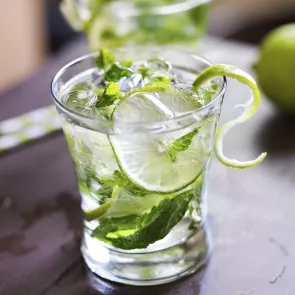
[60,0,211,51]
[0,0,294,95]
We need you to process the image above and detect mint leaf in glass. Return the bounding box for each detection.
[91,215,139,243]
[96,48,115,69]
[120,60,133,68]
[167,128,200,163]
[113,170,148,196]
[92,189,194,249]
[96,82,121,108]
[105,63,133,82]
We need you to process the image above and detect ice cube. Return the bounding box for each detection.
[171,69,184,84]
[113,92,174,122]
[91,71,106,89]
[64,90,98,114]
[156,84,203,115]
[131,61,147,72]
[119,73,144,93]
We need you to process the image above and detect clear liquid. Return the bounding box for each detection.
[58,57,219,284]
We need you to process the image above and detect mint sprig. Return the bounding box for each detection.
[96,48,115,69]
[92,189,194,249]
[167,128,200,162]
[105,63,133,82]
[96,82,121,108]
[91,215,138,242]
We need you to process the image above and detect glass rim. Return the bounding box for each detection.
[117,0,211,17]
[51,47,227,129]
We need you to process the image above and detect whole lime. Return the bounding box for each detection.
[254,23,295,113]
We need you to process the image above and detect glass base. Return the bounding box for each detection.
[82,221,211,286]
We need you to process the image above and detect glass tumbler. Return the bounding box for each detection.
[51,47,226,286]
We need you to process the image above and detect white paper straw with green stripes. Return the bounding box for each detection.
[0,105,62,153]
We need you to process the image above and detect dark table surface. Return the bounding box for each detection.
[0,38,295,295]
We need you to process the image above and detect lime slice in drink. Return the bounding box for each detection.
[109,92,210,193]
[193,64,267,169]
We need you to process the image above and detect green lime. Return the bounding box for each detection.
[254,24,295,113]
[193,64,267,169]
[109,92,209,193]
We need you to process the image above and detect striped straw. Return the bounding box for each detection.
[0,105,62,153]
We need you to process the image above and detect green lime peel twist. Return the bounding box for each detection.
[193,64,267,169]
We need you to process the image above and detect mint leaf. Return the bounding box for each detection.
[96,48,115,69]
[105,63,133,82]
[92,215,138,242]
[96,82,121,108]
[120,60,133,68]
[167,128,200,163]
[91,170,149,195]
[92,189,194,250]
[113,170,148,196]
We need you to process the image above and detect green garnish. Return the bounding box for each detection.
[84,185,119,221]
[96,82,121,108]
[113,170,148,195]
[105,63,133,82]
[193,64,267,169]
[91,215,139,242]
[85,199,114,221]
[96,48,115,69]
[167,128,200,163]
[92,189,194,249]
[120,60,133,67]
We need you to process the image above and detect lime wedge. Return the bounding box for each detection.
[193,64,267,169]
[109,92,210,193]
[109,132,208,193]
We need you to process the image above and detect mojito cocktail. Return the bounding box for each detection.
[51,47,266,285]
